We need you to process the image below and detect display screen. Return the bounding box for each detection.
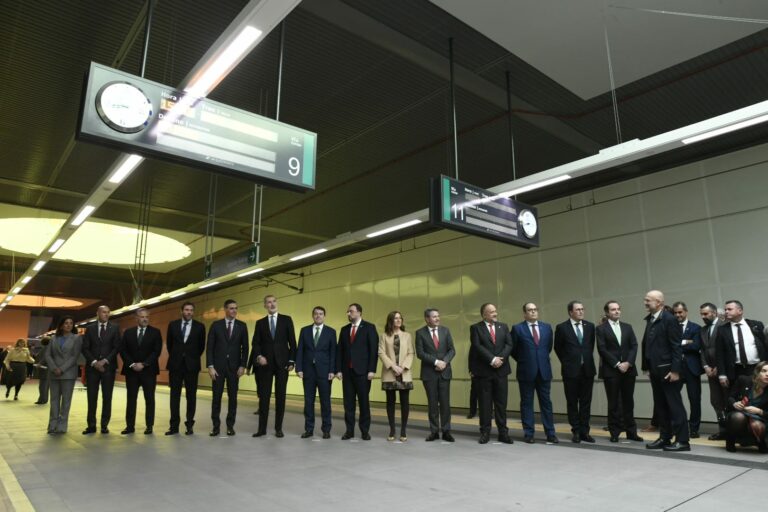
[78,62,316,191]
[430,175,539,248]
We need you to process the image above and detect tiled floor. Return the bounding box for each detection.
[0,380,766,511]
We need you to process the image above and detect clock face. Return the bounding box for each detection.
[95,81,153,133]
[518,209,538,239]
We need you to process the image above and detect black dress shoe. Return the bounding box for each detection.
[121,428,135,435]
[689,431,700,439]
[580,434,596,443]
[185,427,193,435]
[209,429,220,437]
[646,438,670,450]
[301,431,313,439]
[571,433,581,443]
[610,435,619,443]
[524,436,535,444]
[226,428,235,436]
[626,433,644,442]
[498,434,513,444]
[426,432,439,442]
[708,432,725,441]
[165,429,179,436]
[82,427,96,435]
[101,428,109,434]
[663,441,691,452]
[144,427,153,435]
[442,432,455,442]
[322,432,330,439]
[361,432,371,441]
[725,440,736,452]
[466,413,476,419]
[341,432,353,440]
[479,433,490,444]
[275,430,284,438]
[252,431,266,437]
[546,435,559,444]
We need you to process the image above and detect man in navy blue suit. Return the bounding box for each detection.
[672,301,703,438]
[512,302,557,444]
[296,306,336,439]
[336,303,378,440]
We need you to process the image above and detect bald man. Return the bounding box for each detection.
[642,290,689,452]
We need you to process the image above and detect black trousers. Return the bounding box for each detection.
[604,374,637,436]
[342,370,371,435]
[649,370,689,443]
[424,377,452,434]
[257,365,289,432]
[125,370,156,429]
[707,376,730,426]
[302,365,332,433]
[211,368,239,429]
[468,378,478,416]
[169,363,199,429]
[563,369,594,435]
[476,375,506,435]
[86,368,115,429]
[680,365,702,432]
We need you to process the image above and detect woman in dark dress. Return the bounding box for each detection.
[725,360,768,453]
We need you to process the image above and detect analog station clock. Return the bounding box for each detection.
[95,81,153,133]
[518,209,538,239]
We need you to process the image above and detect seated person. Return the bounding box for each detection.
[725,361,768,453]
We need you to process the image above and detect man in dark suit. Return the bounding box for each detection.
[716,300,767,395]
[554,301,596,443]
[469,303,513,444]
[415,308,456,442]
[81,305,121,435]
[206,299,249,437]
[596,300,643,443]
[336,303,378,440]
[250,295,297,438]
[296,306,336,439]
[120,308,163,435]
[671,301,703,438]
[642,290,689,452]
[165,301,206,436]
[512,302,557,444]
[699,302,728,440]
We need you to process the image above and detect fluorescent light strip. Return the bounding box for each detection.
[5,295,14,301]
[289,248,327,262]
[33,261,46,271]
[169,291,187,298]
[682,113,768,144]
[498,174,572,198]
[71,205,96,226]
[366,219,422,238]
[199,281,220,289]
[237,268,264,277]
[21,276,31,284]
[12,287,21,294]
[48,239,66,253]
[108,154,144,184]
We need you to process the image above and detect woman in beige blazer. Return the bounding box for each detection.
[379,311,414,442]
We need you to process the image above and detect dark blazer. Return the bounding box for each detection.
[699,319,723,369]
[716,319,768,383]
[166,319,206,373]
[295,324,337,377]
[336,320,378,376]
[596,321,638,379]
[468,321,513,378]
[81,321,121,370]
[120,326,163,376]
[680,320,703,376]
[414,325,456,381]
[206,318,249,372]
[248,313,297,370]
[554,319,596,379]
[511,321,553,382]
[641,310,682,374]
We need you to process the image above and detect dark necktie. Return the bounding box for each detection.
[270,316,276,338]
[313,327,320,346]
[575,322,583,344]
[226,321,232,339]
[489,324,496,345]
[99,324,106,340]
[350,324,357,343]
[138,328,145,346]
[736,323,748,366]
[531,324,539,346]
[182,322,189,343]
[432,328,439,350]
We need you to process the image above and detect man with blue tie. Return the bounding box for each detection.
[512,302,557,444]
[296,306,336,439]
[672,301,703,438]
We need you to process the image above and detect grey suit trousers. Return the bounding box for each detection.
[48,379,76,433]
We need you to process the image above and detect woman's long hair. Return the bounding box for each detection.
[55,316,75,337]
[753,361,768,394]
[14,338,27,348]
[384,311,405,337]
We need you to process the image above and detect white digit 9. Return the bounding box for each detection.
[288,157,300,176]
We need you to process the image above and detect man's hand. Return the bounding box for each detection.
[132,362,144,372]
[327,373,335,381]
[257,355,267,367]
[618,362,630,373]
[287,364,295,372]
[336,372,343,381]
[53,368,62,377]
[367,372,375,381]
[664,371,679,382]
[297,371,304,379]
[490,357,502,368]
[720,377,730,389]
[208,367,218,381]
[236,366,245,377]
[435,360,446,371]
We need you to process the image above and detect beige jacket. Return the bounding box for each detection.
[378,331,414,383]
[4,347,34,370]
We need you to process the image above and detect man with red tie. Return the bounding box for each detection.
[336,303,378,440]
[469,303,514,444]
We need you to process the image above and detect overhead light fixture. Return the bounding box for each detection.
[108,154,144,184]
[48,238,66,253]
[5,295,14,301]
[169,291,187,298]
[498,175,572,198]
[12,287,21,294]
[289,248,327,262]
[237,267,264,277]
[33,261,46,271]
[199,281,220,289]
[21,276,31,284]
[71,205,97,226]
[366,219,422,238]
[682,113,768,145]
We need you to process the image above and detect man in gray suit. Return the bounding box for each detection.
[415,308,456,442]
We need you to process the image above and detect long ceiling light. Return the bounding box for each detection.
[366,219,422,238]
[682,113,768,145]
[289,248,328,262]
[498,175,572,198]
[108,154,144,184]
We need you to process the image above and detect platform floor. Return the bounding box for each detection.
[0,380,765,511]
